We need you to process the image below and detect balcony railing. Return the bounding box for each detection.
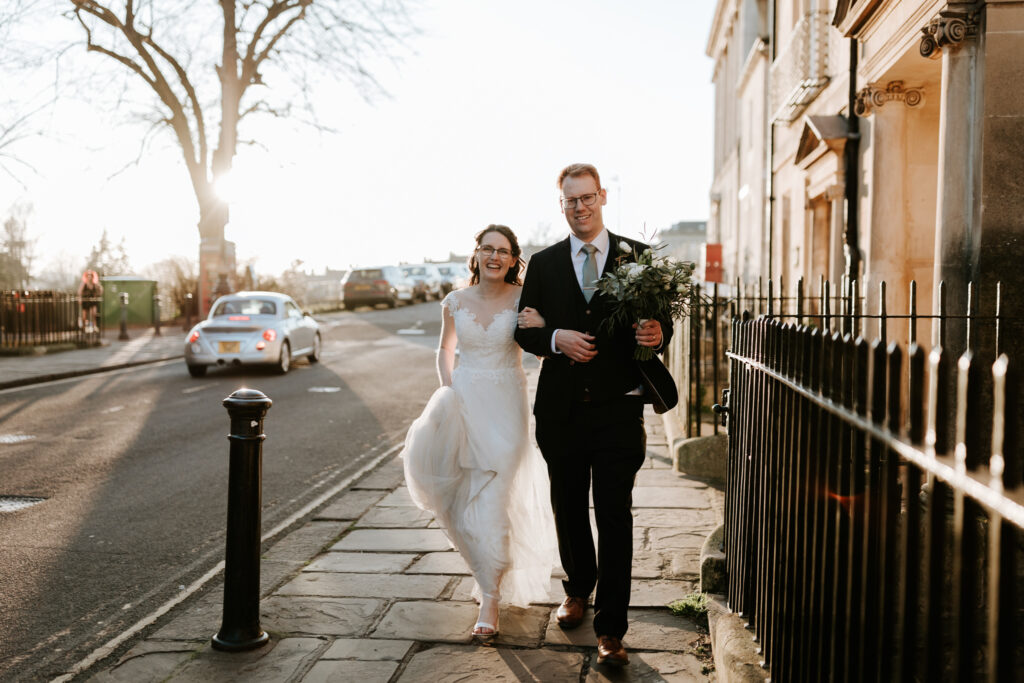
[770,10,843,123]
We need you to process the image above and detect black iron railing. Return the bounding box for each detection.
[722,306,1023,680]
[682,276,1017,439]
[0,290,103,348]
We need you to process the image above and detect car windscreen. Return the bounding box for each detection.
[403,267,427,276]
[213,299,278,316]
[351,269,384,280]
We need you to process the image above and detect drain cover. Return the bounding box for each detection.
[0,496,46,512]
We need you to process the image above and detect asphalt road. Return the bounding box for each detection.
[0,302,445,681]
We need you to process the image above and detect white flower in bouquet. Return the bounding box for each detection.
[594,239,698,360]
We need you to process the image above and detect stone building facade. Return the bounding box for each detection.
[707,0,1023,353]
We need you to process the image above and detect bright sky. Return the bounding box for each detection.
[2,0,716,280]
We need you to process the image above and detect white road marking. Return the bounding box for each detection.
[181,385,213,394]
[101,406,124,414]
[0,434,36,444]
[308,386,341,393]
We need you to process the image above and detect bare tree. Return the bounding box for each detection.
[84,227,132,276]
[4,0,415,308]
[37,0,415,242]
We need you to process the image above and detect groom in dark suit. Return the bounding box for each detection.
[514,163,671,666]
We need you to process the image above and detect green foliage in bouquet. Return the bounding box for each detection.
[594,239,698,360]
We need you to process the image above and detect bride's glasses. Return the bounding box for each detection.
[476,246,513,259]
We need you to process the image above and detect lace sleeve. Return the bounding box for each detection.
[441,290,459,314]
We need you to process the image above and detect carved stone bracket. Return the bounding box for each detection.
[920,8,980,59]
[854,81,925,117]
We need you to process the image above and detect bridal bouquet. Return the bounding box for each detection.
[594,240,698,361]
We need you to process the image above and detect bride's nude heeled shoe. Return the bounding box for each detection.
[472,593,500,642]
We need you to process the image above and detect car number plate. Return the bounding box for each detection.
[353,284,370,291]
[218,341,240,353]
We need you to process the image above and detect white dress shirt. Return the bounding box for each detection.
[550,229,610,353]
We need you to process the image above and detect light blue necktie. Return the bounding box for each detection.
[582,243,598,302]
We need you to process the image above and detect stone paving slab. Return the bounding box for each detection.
[260,596,384,636]
[303,551,414,574]
[396,644,585,682]
[635,469,710,488]
[634,508,720,530]
[150,594,222,641]
[168,637,327,682]
[262,521,349,562]
[331,528,451,552]
[406,551,470,575]
[543,608,703,652]
[375,487,416,507]
[632,486,711,509]
[630,579,699,607]
[666,550,702,579]
[648,528,711,551]
[353,457,406,490]
[276,573,449,599]
[371,601,479,642]
[315,490,387,521]
[301,660,398,682]
[355,505,434,528]
[586,650,709,682]
[321,638,414,660]
[88,640,199,682]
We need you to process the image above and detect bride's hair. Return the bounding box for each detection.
[469,224,525,286]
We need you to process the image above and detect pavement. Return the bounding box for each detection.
[0,327,186,390]
[1,329,727,682]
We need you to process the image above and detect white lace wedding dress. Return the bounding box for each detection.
[401,290,556,606]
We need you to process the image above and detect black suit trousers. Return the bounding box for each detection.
[535,395,646,640]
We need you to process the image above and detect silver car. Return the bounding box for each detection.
[184,291,321,377]
[401,263,445,301]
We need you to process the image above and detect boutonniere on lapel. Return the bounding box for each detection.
[594,237,698,360]
[613,240,633,266]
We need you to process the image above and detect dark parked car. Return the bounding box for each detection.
[341,267,414,309]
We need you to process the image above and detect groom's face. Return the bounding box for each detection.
[560,174,607,242]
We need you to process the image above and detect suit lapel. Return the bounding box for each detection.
[603,231,623,276]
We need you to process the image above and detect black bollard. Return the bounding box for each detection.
[118,292,130,340]
[212,389,272,652]
[153,293,162,336]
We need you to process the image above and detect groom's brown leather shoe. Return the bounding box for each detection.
[556,596,587,629]
[596,635,629,666]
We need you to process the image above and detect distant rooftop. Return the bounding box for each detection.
[660,221,707,236]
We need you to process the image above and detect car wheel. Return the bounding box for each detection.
[308,333,321,363]
[187,364,207,378]
[387,298,396,308]
[276,341,291,374]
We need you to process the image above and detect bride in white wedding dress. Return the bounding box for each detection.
[401,224,556,640]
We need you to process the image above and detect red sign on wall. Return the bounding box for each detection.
[704,243,723,283]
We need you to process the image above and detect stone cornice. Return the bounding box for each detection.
[706,0,739,59]
[854,81,925,117]
[835,0,886,37]
[920,6,981,58]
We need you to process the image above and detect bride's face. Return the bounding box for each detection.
[476,231,514,283]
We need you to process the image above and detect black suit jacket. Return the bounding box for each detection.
[515,231,673,420]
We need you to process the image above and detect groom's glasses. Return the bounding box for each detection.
[476,246,513,259]
[560,193,599,210]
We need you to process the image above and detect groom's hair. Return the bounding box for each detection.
[556,163,601,190]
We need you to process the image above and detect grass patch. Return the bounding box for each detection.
[668,591,709,619]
